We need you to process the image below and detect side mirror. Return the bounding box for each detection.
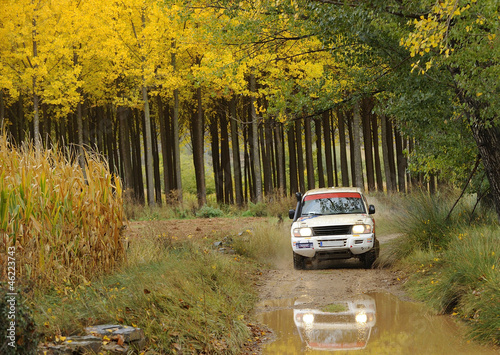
[289,209,295,220]
[369,205,375,215]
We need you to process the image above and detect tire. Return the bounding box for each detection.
[293,252,306,270]
[362,239,380,269]
[361,249,377,269]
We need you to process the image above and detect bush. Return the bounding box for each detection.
[0,136,124,288]
[196,205,225,218]
[242,202,268,217]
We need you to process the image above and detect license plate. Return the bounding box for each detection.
[296,242,313,249]
[320,240,344,247]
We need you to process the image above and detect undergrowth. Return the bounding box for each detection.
[381,191,500,345]
[33,219,286,353]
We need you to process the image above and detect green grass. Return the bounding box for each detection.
[32,218,289,353]
[34,238,260,353]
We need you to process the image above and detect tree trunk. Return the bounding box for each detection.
[172,48,182,200]
[274,121,286,194]
[338,109,349,187]
[220,106,233,204]
[151,116,162,205]
[157,96,172,197]
[118,106,133,192]
[244,119,252,203]
[362,99,375,192]
[142,85,155,207]
[265,119,275,192]
[261,121,272,195]
[304,117,315,190]
[380,113,392,193]
[106,110,115,174]
[230,97,243,206]
[315,117,325,188]
[470,124,500,222]
[192,87,206,207]
[288,123,299,194]
[210,114,223,203]
[295,119,306,193]
[385,115,398,192]
[394,128,406,193]
[323,111,334,187]
[371,113,384,192]
[76,102,87,181]
[249,74,262,202]
[131,112,145,204]
[352,100,365,191]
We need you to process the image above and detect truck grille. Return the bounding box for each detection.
[313,225,351,236]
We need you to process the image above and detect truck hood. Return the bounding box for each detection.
[295,214,372,227]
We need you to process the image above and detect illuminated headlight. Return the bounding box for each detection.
[302,313,315,325]
[355,313,368,324]
[293,227,313,237]
[351,224,372,234]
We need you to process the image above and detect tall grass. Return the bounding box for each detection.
[232,221,291,267]
[384,191,500,345]
[0,136,124,288]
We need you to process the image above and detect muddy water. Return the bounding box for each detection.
[256,293,498,355]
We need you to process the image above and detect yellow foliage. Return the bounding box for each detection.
[401,0,474,73]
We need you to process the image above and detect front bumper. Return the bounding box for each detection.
[292,234,375,258]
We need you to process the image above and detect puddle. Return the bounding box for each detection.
[256,293,498,354]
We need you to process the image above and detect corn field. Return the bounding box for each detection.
[0,135,125,288]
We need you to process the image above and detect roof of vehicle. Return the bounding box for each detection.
[302,187,364,197]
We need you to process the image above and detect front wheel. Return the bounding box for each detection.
[293,252,306,270]
[361,238,380,269]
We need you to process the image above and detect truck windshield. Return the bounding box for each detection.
[301,193,365,216]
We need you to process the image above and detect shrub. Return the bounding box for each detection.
[0,136,124,288]
[241,202,268,217]
[195,205,225,218]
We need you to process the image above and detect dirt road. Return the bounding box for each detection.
[255,233,407,313]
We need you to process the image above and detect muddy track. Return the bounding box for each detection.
[255,234,407,312]
[251,234,499,355]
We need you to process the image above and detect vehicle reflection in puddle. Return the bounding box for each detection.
[294,295,375,351]
[256,293,498,354]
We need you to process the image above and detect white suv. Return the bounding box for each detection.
[289,187,379,269]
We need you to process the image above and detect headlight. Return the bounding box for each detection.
[293,227,313,237]
[351,224,372,234]
[302,313,314,325]
[355,313,368,324]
